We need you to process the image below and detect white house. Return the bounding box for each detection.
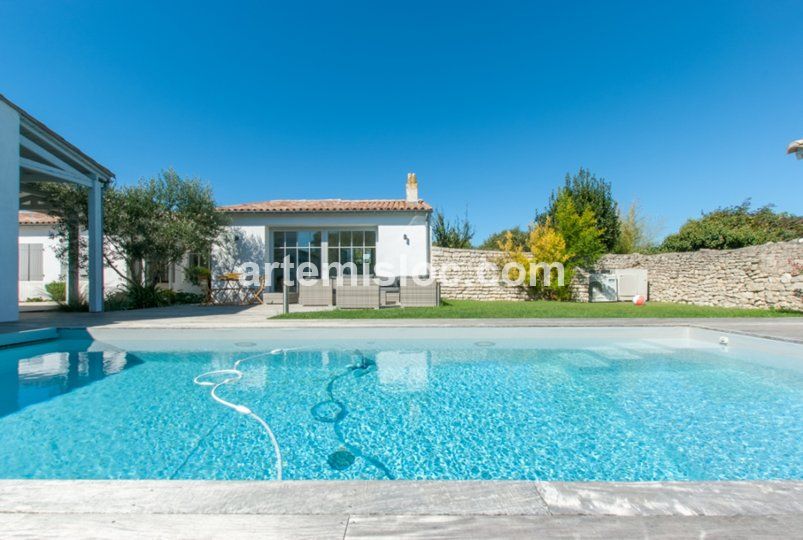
[18,174,434,305]
[214,173,433,293]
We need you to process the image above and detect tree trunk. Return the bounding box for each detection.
[66,220,80,307]
[129,259,143,286]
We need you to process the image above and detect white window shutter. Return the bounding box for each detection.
[19,244,29,281]
[29,244,44,282]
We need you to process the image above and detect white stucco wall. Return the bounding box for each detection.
[212,224,266,275]
[18,225,62,300]
[17,224,127,301]
[0,102,20,321]
[217,211,430,283]
[376,218,430,278]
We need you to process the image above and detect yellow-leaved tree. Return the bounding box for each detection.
[496,230,530,284]
[527,217,573,300]
[497,218,573,300]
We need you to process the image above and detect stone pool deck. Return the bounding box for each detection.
[1,305,802,537]
[1,303,802,343]
[1,480,802,538]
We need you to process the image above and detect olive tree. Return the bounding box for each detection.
[103,169,228,291]
[42,169,227,308]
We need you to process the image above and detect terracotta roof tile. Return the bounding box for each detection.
[19,211,59,225]
[218,199,432,213]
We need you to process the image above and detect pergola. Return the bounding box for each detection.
[0,94,114,322]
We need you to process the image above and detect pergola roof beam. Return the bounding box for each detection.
[20,118,113,182]
[20,134,90,183]
[20,157,94,187]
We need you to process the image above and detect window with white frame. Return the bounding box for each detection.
[326,230,376,276]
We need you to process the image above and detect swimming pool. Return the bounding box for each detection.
[0,327,800,481]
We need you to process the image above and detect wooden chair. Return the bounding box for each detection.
[242,275,266,305]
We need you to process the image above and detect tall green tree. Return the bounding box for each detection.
[541,168,620,251]
[660,200,803,252]
[479,226,529,251]
[432,210,474,248]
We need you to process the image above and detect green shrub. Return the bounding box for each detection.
[185,266,212,286]
[170,291,205,305]
[661,201,803,252]
[122,283,166,309]
[103,290,131,311]
[45,281,67,302]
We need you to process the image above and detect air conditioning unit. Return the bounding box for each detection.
[612,269,648,301]
[589,273,618,302]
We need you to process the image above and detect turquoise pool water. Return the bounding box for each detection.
[0,328,801,481]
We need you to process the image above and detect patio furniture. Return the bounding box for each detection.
[263,291,299,304]
[399,280,440,307]
[210,273,242,305]
[381,289,401,306]
[242,275,266,305]
[298,279,334,306]
[379,277,401,307]
[210,273,265,305]
[335,282,380,309]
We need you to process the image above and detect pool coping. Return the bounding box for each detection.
[92,318,803,345]
[2,318,800,346]
[1,479,801,517]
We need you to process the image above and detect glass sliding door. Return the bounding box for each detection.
[272,228,376,290]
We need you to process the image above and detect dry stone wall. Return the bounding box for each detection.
[431,247,530,301]
[573,240,803,311]
[432,241,803,311]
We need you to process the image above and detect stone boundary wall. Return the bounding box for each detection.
[572,240,803,311]
[432,241,803,311]
[431,247,530,301]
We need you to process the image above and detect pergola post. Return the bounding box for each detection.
[87,177,104,313]
[0,101,20,322]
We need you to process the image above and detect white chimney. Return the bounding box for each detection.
[405,172,419,204]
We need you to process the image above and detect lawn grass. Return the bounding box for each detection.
[275,299,802,319]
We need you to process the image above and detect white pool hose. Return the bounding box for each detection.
[193,348,287,480]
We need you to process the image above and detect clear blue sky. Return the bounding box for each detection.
[1,1,801,243]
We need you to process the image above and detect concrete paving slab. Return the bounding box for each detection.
[537,481,803,516]
[344,514,803,539]
[0,513,348,540]
[0,480,547,516]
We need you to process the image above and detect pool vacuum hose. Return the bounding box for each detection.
[193,349,285,481]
